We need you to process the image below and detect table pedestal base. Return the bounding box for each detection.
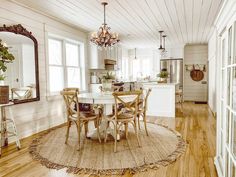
[87,118,121,141]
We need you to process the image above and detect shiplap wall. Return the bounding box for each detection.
[183,45,208,101]
[208,30,217,113]
[0,0,88,141]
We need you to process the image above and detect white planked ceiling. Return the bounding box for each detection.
[10,0,224,48]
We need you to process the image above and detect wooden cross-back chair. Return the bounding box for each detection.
[104,90,142,152]
[137,88,152,136]
[11,87,33,100]
[60,88,101,150]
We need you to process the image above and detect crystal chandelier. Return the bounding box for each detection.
[90,1,120,48]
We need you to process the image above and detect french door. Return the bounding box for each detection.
[218,21,236,177]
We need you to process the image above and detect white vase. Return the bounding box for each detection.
[0,80,4,86]
[102,80,112,93]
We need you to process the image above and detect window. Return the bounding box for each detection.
[48,37,85,95]
[132,57,152,80]
[120,56,129,80]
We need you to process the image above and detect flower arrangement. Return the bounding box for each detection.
[101,72,115,93]
[102,71,115,82]
[0,39,15,81]
[157,69,168,78]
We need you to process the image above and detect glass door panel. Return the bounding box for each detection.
[232,67,236,110]
[221,101,225,130]
[234,22,236,64]
[228,68,232,106]
[228,27,232,65]
[232,114,236,158]
[222,69,225,99]
[229,158,236,177]
[226,110,230,145]
[222,38,226,67]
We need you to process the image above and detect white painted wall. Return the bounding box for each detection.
[163,47,184,59]
[208,30,217,114]
[183,45,208,102]
[0,0,88,141]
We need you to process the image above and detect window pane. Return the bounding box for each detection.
[220,131,224,158]
[222,69,225,99]
[66,43,79,66]
[221,101,224,129]
[226,109,230,145]
[222,39,225,67]
[232,67,236,110]
[80,68,86,90]
[228,68,231,106]
[48,39,62,65]
[49,66,64,92]
[229,157,236,177]
[225,151,229,177]
[67,67,80,87]
[121,57,129,80]
[234,22,236,63]
[232,114,236,158]
[228,27,232,65]
[133,59,140,80]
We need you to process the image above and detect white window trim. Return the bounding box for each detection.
[45,33,86,100]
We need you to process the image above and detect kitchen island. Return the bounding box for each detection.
[142,83,178,118]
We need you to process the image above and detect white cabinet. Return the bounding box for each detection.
[89,44,122,70]
[105,46,121,61]
[142,83,176,117]
[88,44,105,69]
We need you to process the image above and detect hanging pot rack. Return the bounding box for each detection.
[185,64,206,72]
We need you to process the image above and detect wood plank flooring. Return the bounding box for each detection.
[0,102,218,177]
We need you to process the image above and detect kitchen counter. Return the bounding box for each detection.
[142,83,179,118]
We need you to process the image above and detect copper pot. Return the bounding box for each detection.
[190,65,204,81]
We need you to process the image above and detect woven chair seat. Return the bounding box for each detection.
[70,111,97,120]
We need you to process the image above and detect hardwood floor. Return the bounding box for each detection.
[0,102,217,177]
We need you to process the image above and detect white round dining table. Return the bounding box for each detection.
[78,92,114,115]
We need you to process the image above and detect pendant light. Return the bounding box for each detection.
[158,31,164,50]
[162,35,167,50]
[161,35,168,58]
[134,48,137,60]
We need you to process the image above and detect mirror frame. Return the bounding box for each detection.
[0,24,40,104]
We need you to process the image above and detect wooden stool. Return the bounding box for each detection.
[175,89,183,110]
[0,102,21,157]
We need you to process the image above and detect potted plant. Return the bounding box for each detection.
[157,69,169,83]
[0,39,15,104]
[101,72,115,93]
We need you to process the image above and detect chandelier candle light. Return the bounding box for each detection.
[90,1,120,48]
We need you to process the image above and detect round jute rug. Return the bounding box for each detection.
[29,122,186,175]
